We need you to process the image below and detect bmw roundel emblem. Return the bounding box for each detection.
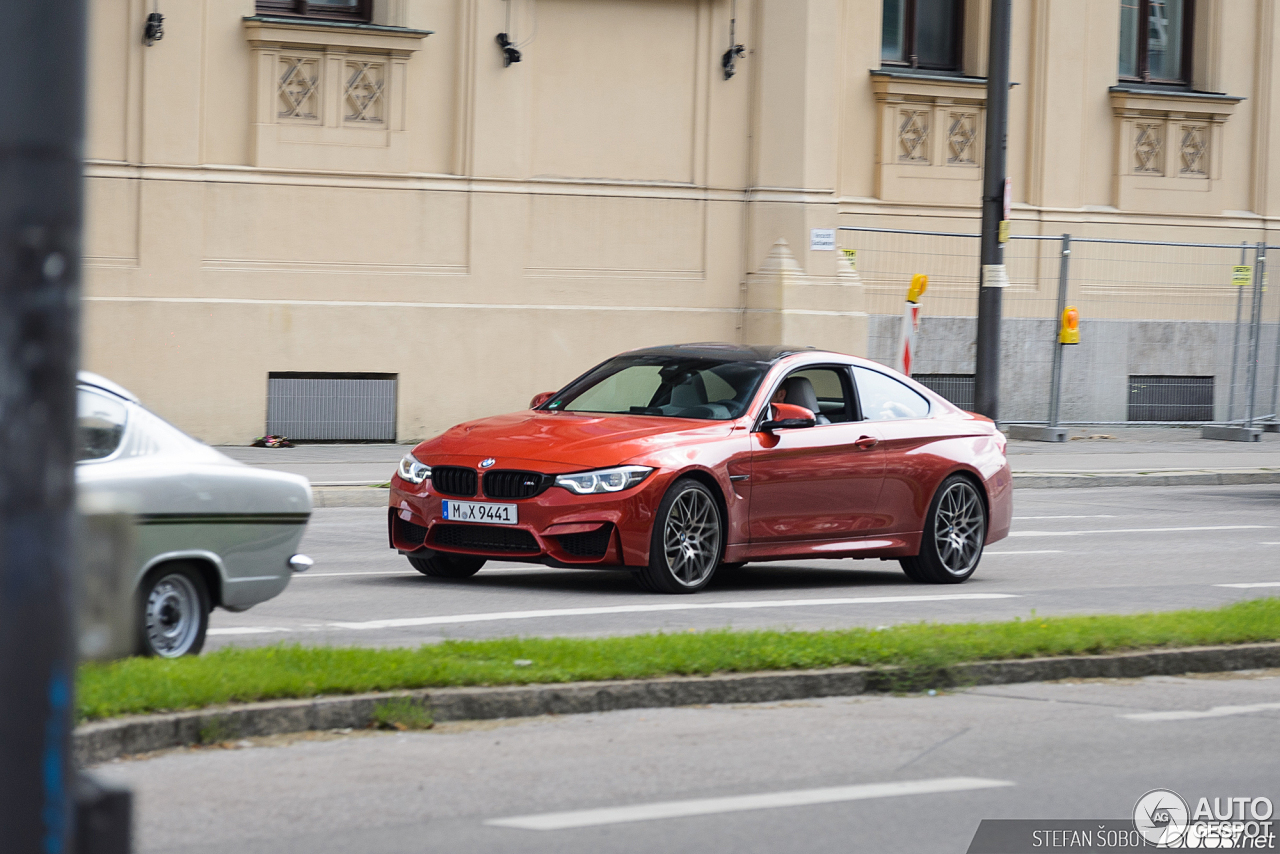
[479,458,496,469]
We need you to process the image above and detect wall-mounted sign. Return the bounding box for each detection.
[810,228,835,251]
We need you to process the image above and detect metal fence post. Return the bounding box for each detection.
[1004,235,1072,443]
[1047,234,1072,429]
[1227,242,1247,422]
[1201,242,1267,442]
[1267,249,1280,430]
[1246,243,1266,429]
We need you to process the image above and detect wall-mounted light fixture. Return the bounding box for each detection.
[721,0,744,79]
[496,0,535,67]
[143,2,164,46]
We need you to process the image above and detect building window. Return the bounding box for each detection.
[881,0,964,72]
[1119,0,1192,85]
[255,0,372,23]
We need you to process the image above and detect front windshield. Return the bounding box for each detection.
[545,356,768,420]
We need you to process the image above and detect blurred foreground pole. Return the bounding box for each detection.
[973,0,1012,419]
[0,0,88,851]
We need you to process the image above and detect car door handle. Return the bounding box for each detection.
[854,436,879,450]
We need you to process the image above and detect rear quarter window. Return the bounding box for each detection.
[853,366,931,421]
[77,388,129,460]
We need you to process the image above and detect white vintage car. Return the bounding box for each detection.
[75,372,312,657]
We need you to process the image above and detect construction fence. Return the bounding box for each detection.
[838,226,1280,427]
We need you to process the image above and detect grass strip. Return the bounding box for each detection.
[77,598,1280,722]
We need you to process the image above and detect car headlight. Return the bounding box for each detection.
[397,454,432,485]
[554,465,653,495]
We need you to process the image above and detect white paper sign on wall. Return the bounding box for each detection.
[810,228,835,251]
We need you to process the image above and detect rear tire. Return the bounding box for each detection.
[408,552,486,578]
[635,478,723,594]
[899,474,986,584]
[137,565,210,658]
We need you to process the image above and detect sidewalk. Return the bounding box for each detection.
[216,426,1280,504]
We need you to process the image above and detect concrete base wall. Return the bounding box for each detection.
[867,315,1280,423]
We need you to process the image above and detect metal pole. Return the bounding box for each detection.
[1245,243,1266,428]
[0,1,87,851]
[974,0,1012,420]
[1047,234,1071,427]
[1269,255,1280,424]
[1227,242,1246,423]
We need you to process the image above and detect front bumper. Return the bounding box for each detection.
[388,472,673,567]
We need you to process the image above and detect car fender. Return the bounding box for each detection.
[135,549,229,609]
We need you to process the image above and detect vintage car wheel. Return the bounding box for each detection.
[900,474,986,584]
[408,553,487,578]
[138,565,210,658]
[636,478,723,594]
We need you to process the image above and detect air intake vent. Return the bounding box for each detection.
[391,515,428,548]
[557,525,612,558]
[431,524,539,553]
[1127,375,1214,422]
[483,470,551,499]
[432,466,478,497]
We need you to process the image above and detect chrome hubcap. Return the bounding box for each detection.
[662,489,721,586]
[145,574,200,657]
[933,481,985,576]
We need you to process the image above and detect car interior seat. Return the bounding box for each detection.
[782,376,830,424]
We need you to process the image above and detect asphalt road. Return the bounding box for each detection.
[205,483,1280,650]
[96,668,1280,854]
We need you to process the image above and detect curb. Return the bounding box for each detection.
[75,641,1280,765]
[1011,470,1280,489]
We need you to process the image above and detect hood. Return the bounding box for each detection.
[415,411,735,469]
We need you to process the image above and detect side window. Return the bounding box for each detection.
[853,366,931,421]
[77,389,128,461]
[771,367,854,425]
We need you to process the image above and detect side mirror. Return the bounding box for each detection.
[758,402,816,432]
[529,391,556,409]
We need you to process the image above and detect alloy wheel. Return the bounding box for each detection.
[662,487,721,587]
[931,480,985,577]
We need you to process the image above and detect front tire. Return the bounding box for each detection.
[138,565,210,658]
[635,478,723,594]
[408,552,486,578]
[899,474,986,584]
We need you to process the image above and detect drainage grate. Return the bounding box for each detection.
[1127,375,1214,422]
[266,373,396,441]
[912,374,975,411]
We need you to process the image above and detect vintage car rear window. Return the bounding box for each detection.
[548,356,768,420]
[77,388,128,460]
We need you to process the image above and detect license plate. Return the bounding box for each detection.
[442,500,518,525]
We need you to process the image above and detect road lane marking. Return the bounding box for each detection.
[983,550,1064,556]
[1009,525,1272,538]
[207,627,292,636]
[1215,582,1280,589]
[296,567,575,578]
[1121,702,1280,722]
[297,571,413,578]
[486,777,1015,831]
[1261,542,1280,545]
[1013,515,1116,520]
[326,594,1020,631]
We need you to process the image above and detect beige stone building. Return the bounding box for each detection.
[82,0,1280,441]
